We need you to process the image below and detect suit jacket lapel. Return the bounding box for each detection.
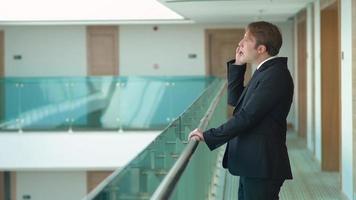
[234,86,248,110]
[232,57,288,114]
[233,69,260,113]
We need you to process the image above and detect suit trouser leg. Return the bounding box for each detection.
[238,176,284,200]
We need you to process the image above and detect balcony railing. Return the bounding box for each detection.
[83,77,227,200]
[0,76,213,132]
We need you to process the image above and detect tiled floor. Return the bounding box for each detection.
[223,132,347,200]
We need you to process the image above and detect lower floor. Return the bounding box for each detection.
[0,132,350,200]
[224,132,347,200]
[0,170,115,200]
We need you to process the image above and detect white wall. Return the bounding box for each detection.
[119,25,206,76]
[119,23,295,74]
[4,26,87,76]
[16,171,86,200]
[313,0,322,162]
[306,3,315,155]
[340,0,354,199]
[0,131,159,170]
[119,22,296,124]
[276,21,296,127]
[1,23,296,125]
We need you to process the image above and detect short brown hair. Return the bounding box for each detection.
[247,21,282,56]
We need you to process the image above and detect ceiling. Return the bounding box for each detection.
[158,0,314,23]
[0,0,313,25]
[0,0,185,25]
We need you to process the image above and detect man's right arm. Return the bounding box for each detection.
[227,59,246,107]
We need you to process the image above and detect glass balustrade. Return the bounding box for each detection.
[86,78,227,200]
[0,76,227,199]
[0,76,214,132]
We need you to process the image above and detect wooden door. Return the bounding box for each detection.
[206,29,251,117]
[320,1,340,171]
[87,171,113,193]
[297,17,307,139]
[86,26,118,126]
[87,26,118,76]
[206,29,251,82]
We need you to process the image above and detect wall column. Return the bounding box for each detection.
[306,3,315,154]
[341,0,354,199]
[352,0,356,198]
[313,0,322,162]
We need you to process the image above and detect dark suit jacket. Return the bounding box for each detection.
[203,57,293,180]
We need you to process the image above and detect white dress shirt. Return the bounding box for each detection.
[256,56,278,70]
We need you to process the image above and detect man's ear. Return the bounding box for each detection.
[257,45,267,54]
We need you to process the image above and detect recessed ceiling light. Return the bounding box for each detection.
[0,0,185,24]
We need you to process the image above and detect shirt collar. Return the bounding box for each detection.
[256,56,278,70]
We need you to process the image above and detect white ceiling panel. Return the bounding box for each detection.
[0,0,186,25]
[159,0,313,23]
[0,0,312,25]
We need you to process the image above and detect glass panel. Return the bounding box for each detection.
[0,76,226,199]
[70,77,118,130]
[17,78,72,131]
[87,78,226,200]
[0,76,212,132]
[171,90,228,200]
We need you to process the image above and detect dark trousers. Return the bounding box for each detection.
[238,177,284,200]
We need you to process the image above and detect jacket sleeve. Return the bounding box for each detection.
[203,68,292,150]
[227,60,246,107]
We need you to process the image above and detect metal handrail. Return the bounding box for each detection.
[81,79,226,200]
[150,81,227,200]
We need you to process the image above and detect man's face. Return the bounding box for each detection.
[236,30,259,64]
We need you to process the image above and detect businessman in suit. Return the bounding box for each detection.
[189,21,294,200]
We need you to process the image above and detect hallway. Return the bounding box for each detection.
[224,132,347,200]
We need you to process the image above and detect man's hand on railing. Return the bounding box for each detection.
[188,128,205,142]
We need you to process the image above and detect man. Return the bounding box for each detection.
[189,21,293,200]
